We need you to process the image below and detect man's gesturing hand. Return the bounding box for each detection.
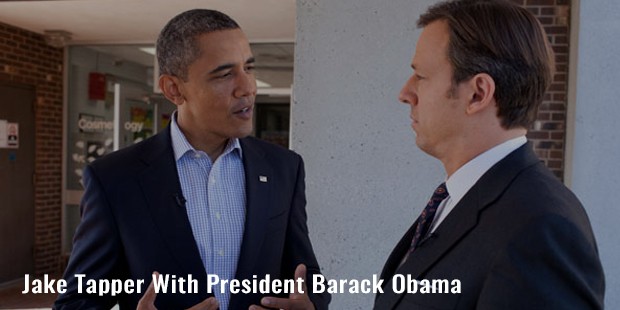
[249,264,315,310]
[137,272,219,310]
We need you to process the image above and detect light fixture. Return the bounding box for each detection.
[256,79,271,88]
[43,30,72,48]
[139,47,156,55]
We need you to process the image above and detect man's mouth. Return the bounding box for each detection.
[235,107,251,114]
[233,106,253,119]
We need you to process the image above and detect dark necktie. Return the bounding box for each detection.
[408,182,449,253]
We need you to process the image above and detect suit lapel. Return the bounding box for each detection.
[378,222,417,286]
[375,144,540,309]
[137,129,208,284]
[234,138,273,280]
[375,198,479,309]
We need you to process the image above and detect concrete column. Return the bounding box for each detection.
[294,0,441,308]
[565,0,620,307]
[296,0,617,307]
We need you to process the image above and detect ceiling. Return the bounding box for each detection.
[0,0,296,44]
[0,0,296,91]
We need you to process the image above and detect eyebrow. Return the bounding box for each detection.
[209,57,256,75]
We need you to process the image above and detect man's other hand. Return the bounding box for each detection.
[137,272,219,310]
[249,264,315,310]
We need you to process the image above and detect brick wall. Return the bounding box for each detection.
[0,22,63,276]
[519,0,571,180]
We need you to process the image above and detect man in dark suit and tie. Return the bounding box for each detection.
[374,0,605,309]
[54,9,329,310]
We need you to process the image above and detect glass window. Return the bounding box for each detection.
[63,45,175,252]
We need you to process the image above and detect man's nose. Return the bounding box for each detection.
[398,79,417,106]
[234,72,257,98]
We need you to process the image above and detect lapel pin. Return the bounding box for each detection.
[259,176,268,183]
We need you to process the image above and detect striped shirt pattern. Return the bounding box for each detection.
[170,114,246,310]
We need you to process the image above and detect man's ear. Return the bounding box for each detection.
[465,73,496,115]
[158,75,185,106]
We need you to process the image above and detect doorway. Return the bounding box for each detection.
[0,83,35,283]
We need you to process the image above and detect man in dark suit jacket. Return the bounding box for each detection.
[375,1,605,309]
[55,9,328,310]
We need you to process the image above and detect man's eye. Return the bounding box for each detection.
[245,66,255,72]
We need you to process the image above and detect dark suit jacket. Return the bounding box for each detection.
[374,144,604,310]
[54,128,330,309]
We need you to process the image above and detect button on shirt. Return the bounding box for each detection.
[170,113,246,310]
[429,136,527,233]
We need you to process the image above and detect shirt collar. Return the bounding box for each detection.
[445,136,527,204]
[170,111,242,162]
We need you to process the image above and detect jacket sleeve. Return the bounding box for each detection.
[54,165,127,309]
[282,155,331,309]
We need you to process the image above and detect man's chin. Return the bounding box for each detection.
[232,127,253,139]
[415,137,430,153]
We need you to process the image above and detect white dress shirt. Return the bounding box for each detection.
[429,136,527,233]
[170,112,246,310]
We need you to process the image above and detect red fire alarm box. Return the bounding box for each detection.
[88,72,106,100]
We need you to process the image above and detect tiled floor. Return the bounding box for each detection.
[0,277,57,310]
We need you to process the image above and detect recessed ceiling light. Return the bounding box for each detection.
[256,79,271,88]
[139,47,156,55]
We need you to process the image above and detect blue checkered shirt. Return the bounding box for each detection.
[170,113,246,310]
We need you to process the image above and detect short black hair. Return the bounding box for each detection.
[156,9,239,80]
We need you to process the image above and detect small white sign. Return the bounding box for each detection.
[0,120,7,148]
[7,122,18,148]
